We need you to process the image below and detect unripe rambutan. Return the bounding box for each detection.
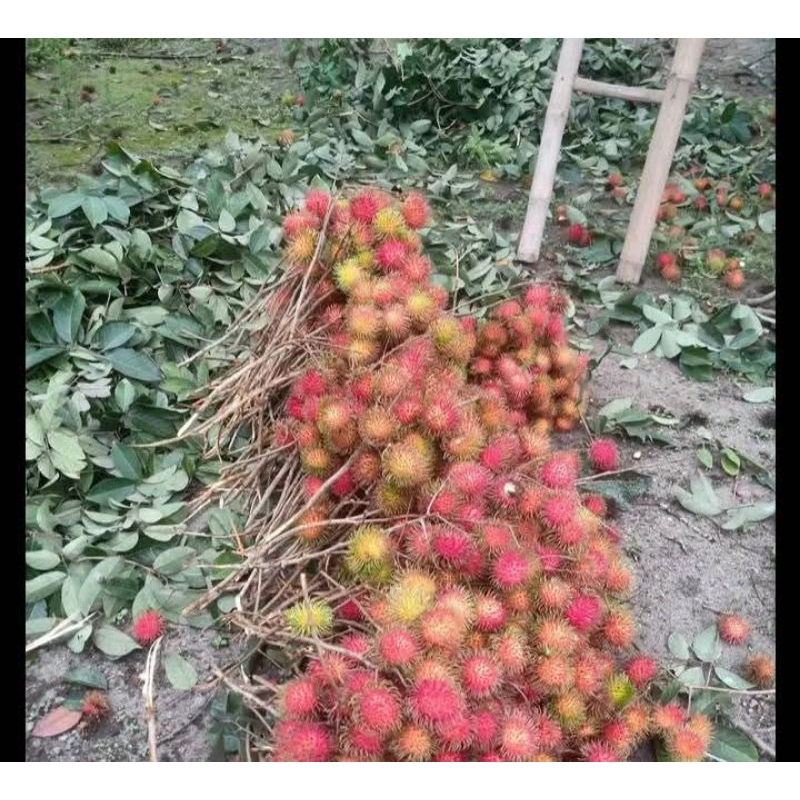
[402,192,430,229]
[606,673,636,708]
[286,229,318,266]
[382,303,412,340]
[745,653,775,688]
[552,690,586,729]
[410,678,463,724]
[300,446,333,477]
[565,594,603,632]
[316,398,352,436]
[624,656,657,689]
[373,206,406,239]
[358,407,397,446]
[718,613,750,644]
[333,259,366,293]
[296,505,330,544]
[281,677,319,718]
[603,610,635,649]
[132,610,165,645]
[274,720,332,762]
[405,288,438,329]
[492,549,534,589]
[401,253,432,283]
[420,607,466,651]
[393,724,434,761]
[346,524,392,582]
[345,336,380,367]
[355,684,401,734]
[387,571,437,624]
[499,711,538,760]
[475,592,508,632]
[285,599,333,637]
[382,435,434,488]
[588,438,619,473]
[346,303,382,339]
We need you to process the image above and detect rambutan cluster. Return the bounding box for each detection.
[265,189,710,762]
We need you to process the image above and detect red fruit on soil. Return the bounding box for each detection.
[718,613,750,644]
[607,173,623,188]
[745,653,775,688]
[567,223,585,244]
[661,262,682,283]
[131,610,165,645]
[758,182,773,199]
[588,438,619,473]
[656,252,677,271]
[723,269,745,290]
[610,186,627,201]
[693,195,709,211]
[625,656,658,688]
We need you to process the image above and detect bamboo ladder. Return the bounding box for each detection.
[516,38,706,284]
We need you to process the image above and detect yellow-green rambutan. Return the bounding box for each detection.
[316,398,352,436]
[333,258,367,293]
[374,480,412,516]
[346,304,383,339]
[383,303,412,341]
[286,229,319,266]
[346,336,380,367]
[285,599,334,637]
[552,690,587,730]
[405,289,439,330]
[358,407,398,447]
[346,525,394,585]
[386,571,438,624]
[382,435,434,488]
[300,446,335,477]
[373,206,407,239]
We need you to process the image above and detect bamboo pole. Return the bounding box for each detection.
[572,77,664,105]
[516,38,584,264]
[615,39,706,284]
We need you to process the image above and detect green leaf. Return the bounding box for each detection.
[351,128,374,149]
[743,386,774,403]
[111,442,142,480]
[106,348,163,383]
[82,196,108,228]
[218,209,236,233]
[103,196,130,224]
[632,325,662,354]
[93,624,141,659]
[642,305,674,325]
[721,501,775,531]
[80,247,119,275]
[692,624,722,663]
[721,448,741,477]
[153,546,196,576]
[667,631,691,660]
[114,379,136,412]
[96,321,136,351]
[659,328,682,359]
[63,667,108,690]
[714,666,755,690]
[697,448,713,469]
[757,210,775,235]
[674,471,723,517]
[85,478,137,506]
[26,550,61,571]
[708,725,759,761]
[677,665,705,686]
[164,651,199,690]
[26,571,66,604]
[26,345,66,371]
[52,290,86,343]
[48,192,85,217]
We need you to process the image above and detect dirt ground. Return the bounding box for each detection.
[25,38,775,762]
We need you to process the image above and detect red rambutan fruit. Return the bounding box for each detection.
[304,188,331,218]
[401,253,432,283]
[281,677,319,718]
[541,494,577,531]
[652,703,686,732]
[432,527,474,567]
[479,521,514,554]
[565,594,603,632]
[480,434,521,473]
[495,627,528,674]
[422,396,459,437]
[410,679,463,724]
[538,578,574,611]
[375,238,408,272]
[536,619,580,655]
[475,592,508,632]
[132,610,165,645]
[540,452,580,489]
[492,549,533,589]
[666,727,707,762]
[624,656,657,689]
[588,438,619,472]
[355,684,401,734]
[499,711,538,761]
[745,653,775,688]
[344,726,385,759]
[338,598,365,621]
[282,210,320,240]
[536,653,574,692]
[718,613,750,645]
[462,653,502,698]
[350,189,386,224]
[581,741,620,762]
[402,192,431,229]
[603,610,635,649]
[376,627,418,667]
[447,461,492,496]
[274,720,332,762]
[582,494,608,518]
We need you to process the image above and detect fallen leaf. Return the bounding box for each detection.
[31,706,82,737]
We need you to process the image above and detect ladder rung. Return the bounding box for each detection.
[573,76,664,104]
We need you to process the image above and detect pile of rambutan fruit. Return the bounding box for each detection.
[252,186,713,762]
